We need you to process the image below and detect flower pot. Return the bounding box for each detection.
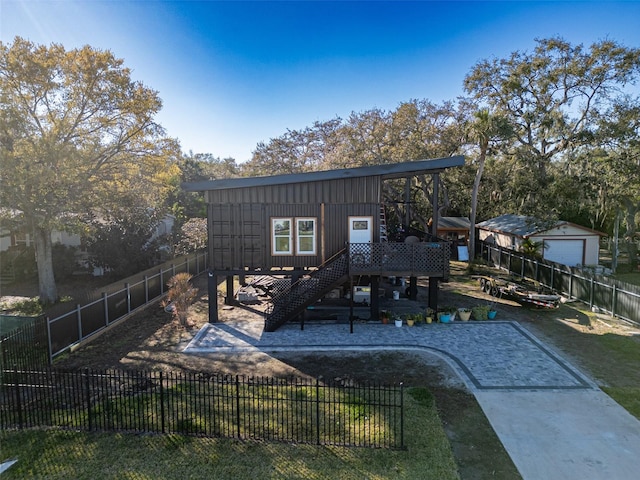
[407,319,415,327]
[395,319,403,328]
[438,313,452,323]
[425,316,433,324]
[487,310,497,320]
[458,309,472,321]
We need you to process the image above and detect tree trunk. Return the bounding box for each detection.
[468,146,487,260]
[34,227,58,303]
[623,199,639,270]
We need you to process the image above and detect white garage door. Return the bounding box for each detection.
[543,239,584,266]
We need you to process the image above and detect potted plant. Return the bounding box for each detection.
[380,310,390,324]
[394,315,403,328]
[472,305,490,321]
[425,308,434,324]
[405,314,415,327]
[458,307,472,321]
[487,308,497,320]
[438,306,456,323]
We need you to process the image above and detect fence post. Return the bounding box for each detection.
[84,368,92,431]
[612,284,617,317]
[13,365,23,429]
[315,377,320,446]
[76,304,83,342]
[235,375,241,439]
[46,316,53,366]
[125,283,131,313]
[569,271,574,300]
[144,275,149,304]
[400,382,405,450]
[160,268,164,294]
[589,276,594,308]
[159,371,165,434]
[102,292,109,326]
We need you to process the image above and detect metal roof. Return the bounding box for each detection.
[476,214,604,237]
[182,155,465,192]
[438,217,471,230]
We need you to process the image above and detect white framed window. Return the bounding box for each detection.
[271,217,317,256]
[272,218,292,255]
[296,218,316,255]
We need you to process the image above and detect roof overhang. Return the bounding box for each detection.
[182,155,465,192]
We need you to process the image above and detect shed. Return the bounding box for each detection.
[183,156,465,330]
[476,214,605,267]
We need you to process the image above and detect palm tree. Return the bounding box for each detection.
[466,108,512,260]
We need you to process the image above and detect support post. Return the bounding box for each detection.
[409,276,418,300]
[349,276,354,334]
[225,275,234,305]
[208,271,218,323]
[428,277,438,311]
[371,276,380,322]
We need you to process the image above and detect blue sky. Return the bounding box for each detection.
[2,1,640,162]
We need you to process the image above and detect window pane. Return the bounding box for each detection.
[297,218,316,254]
[272,218,292,255]
[274,219,290,235]
[298,220,314,235]
[298,237,314,252]
[275,237,290,252]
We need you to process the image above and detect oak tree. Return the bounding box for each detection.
[0,37,175,302]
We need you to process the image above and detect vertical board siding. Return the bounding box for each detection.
[206,177,380,205]
[206,176,381,270]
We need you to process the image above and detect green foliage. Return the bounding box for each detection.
[519,238,545,258]
[86,212,164,278]
[52,244,80,281]
[174,217,207,255]
[0,37,178,302]
[5,297,44,316]
[407,387,434,407]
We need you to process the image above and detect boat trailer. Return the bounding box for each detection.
[474,275,561,309]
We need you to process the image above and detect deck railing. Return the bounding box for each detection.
[348,242,450,278]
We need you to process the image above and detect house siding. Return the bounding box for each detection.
[205,176,381,205]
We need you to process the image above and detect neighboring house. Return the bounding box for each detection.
[183,156,465,331]
[435,217,471,242]
[435,217,471,261]
[476,214,605,267]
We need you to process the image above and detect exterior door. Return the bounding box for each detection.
[349,216,373,264]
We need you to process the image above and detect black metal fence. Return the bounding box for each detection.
[47,252,208,363]
[0,368,404,449]
[479,241,640,325]
[0,316,49,372]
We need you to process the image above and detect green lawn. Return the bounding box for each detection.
[0,388,458,480]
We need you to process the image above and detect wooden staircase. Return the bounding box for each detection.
[264,250,349,332]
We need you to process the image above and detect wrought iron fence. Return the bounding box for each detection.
[0,316,49,372]
[0,368,404,449]
[479,241,640,325]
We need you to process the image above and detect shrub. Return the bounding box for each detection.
[165,273,198,327]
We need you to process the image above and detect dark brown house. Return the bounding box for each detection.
[183,156,465,331]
